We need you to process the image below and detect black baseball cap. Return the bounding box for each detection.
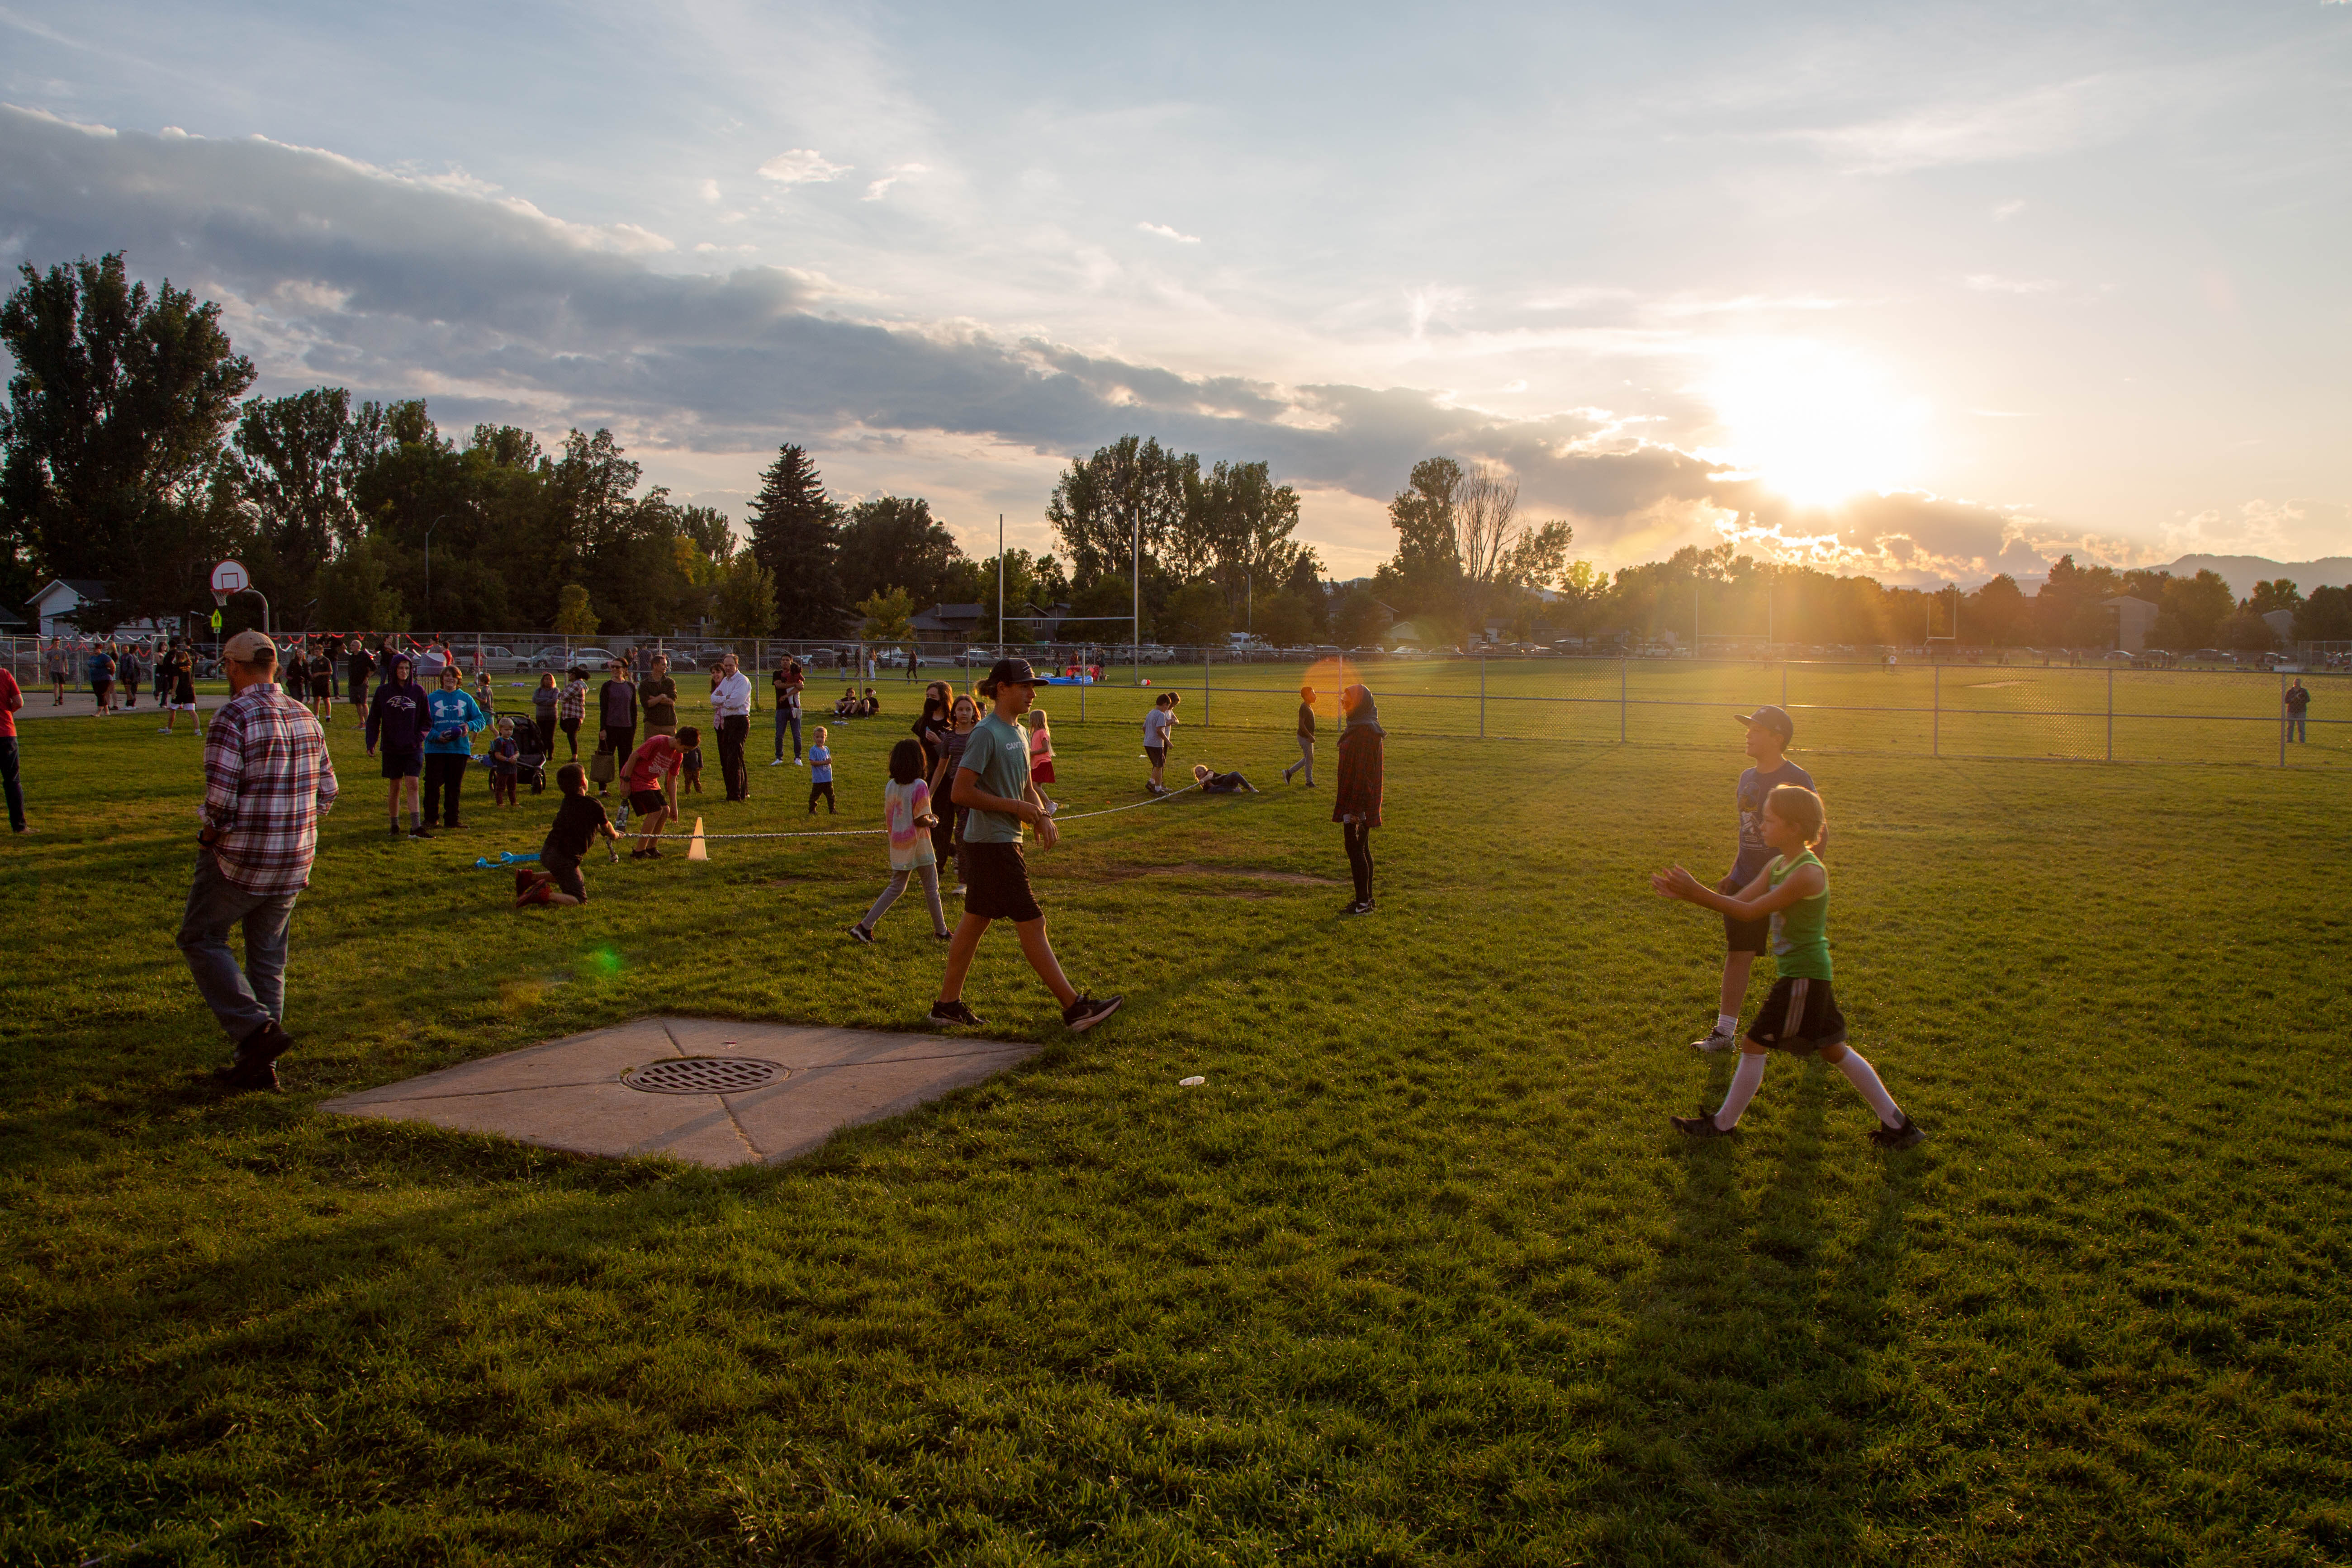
[980,657,1040,694]
[1735,704,1795,742]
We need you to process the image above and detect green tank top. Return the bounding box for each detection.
[1768,849,1832,981]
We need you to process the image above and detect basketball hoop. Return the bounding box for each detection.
[212,590,230,608]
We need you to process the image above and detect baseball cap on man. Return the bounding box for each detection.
[223,630,278,664]
[979,656,1040,695]
[1735,704,1795,742]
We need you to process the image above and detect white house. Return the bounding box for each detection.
[25,579,174,638]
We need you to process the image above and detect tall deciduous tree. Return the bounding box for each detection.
[838,495,967,611]
[0,253,256,620]
[233,387,387,596]
[1047,435,1194,592]
[745,444,841,636]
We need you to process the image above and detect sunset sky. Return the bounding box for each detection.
[3,1,2346,584]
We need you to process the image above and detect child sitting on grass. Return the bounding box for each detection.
[488,716,521,806]
[848,739,950,945]
[1649,783,1925,1150]
[515,763,621,908]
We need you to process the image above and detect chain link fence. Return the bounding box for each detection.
[7,633,2340,767]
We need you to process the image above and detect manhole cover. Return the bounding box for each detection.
[622,1057,787,1095]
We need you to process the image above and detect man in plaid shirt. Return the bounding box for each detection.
[177,631,340,1092]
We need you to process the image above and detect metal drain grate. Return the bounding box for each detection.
[622,1057,787,1095]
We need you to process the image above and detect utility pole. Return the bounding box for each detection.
[1132,507,1142,686]
[997,513,1005,655]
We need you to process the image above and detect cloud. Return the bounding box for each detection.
[1135,221,1200,244]
[0,104,2132,583]
[1963,273,2061,294]
[1791,78,2123,174]
[862,163,929,201]
[756,148,849,185]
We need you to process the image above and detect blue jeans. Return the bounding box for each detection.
[2286,716,2306,742]
[0,736,21,830]
[176,850,300,1043]
[774,706,801,760]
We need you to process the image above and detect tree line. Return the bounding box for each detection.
[5,254,2338,651]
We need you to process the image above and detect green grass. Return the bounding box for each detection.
[2,682,2348,1565]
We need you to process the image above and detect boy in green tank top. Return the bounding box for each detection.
[1650,782,1925,1150]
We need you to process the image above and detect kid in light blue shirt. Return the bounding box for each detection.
[807,727,835,815]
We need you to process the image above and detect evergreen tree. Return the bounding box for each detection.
[745,444,842,637]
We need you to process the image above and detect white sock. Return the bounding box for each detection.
[1715,1011,1739,1036]
[1715,1053,1765,1129]
[1835,1050,1904,1127]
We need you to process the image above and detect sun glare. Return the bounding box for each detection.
[1703,345,1928,507]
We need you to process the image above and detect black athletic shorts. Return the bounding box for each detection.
[381,745,422,779]
[1724,910,1769,955]
[627,787,666,816]
[962,841,1043,924]
[1745,976,1847,1052]
[1145,745,1166,768]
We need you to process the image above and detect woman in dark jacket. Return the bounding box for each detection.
[1332,683,1384,915]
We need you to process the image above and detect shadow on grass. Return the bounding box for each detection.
[1594,1056,1923,1562]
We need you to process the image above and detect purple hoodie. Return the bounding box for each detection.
[366,662,431,752]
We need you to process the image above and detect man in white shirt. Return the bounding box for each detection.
[710,653,754,801]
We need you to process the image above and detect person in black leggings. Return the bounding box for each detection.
[1332,683,1384,915]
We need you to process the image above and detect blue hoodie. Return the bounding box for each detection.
[423,687,488,756]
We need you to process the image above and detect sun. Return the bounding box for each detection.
[1702,343,1929,507]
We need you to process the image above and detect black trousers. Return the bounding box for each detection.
[809,780,835,814]
[1342,822,1374,903]
[536,714,558,755]
[718,715,749,800]
[423,753,469,827]
[560,718,580,758]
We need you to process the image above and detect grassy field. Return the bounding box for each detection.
[2,678,2348,1565]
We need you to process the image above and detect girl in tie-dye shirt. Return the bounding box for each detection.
[849,739,949,945]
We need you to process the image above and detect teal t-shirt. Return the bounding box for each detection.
[959,712,1032,844]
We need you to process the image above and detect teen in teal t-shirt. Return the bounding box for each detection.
[961,711,1032,843]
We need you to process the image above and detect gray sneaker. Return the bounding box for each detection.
[1691,1024,1738,1053]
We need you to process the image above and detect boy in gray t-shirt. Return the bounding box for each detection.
[1692,705,1818,1053]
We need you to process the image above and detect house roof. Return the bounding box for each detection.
[28,578,110,606]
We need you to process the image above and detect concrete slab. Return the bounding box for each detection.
[319,1016,1034,1169]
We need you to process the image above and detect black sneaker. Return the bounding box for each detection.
[409,826,434,839]
[1868,1115,1927,1151]
[847,924,875,945]
[928,999,984,1028]
[1062,993,1124,1033]
[1672,1109,1734,1138]
[388,822,402,837]
[213,1059,282,1094]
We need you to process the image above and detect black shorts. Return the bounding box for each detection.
[1724,910,1769,955]
[1745,976,1847,1053]
[381,746,422,779]
[1145,745,1167,767]
[627,787,666,815]
[962,841,1043,924]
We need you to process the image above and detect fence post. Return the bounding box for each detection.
[1619,656,1627,742]
[1204,646,1211,730]
[1479,651,1487,739]
[1079,672,1085,725]
[2280,671,2287,767]
[1933,663,1940,758]
[1781,659,1788,709]
[2106,667,2114,761]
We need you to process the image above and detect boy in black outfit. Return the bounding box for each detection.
[516,763,620,907]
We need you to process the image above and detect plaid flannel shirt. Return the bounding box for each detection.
[200,682,340,894]
[560,681,588,723]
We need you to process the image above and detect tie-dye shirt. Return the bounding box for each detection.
[884,778,935,871]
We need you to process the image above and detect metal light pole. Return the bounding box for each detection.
[997,512,1005,655]
[1132,509,1142,686]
